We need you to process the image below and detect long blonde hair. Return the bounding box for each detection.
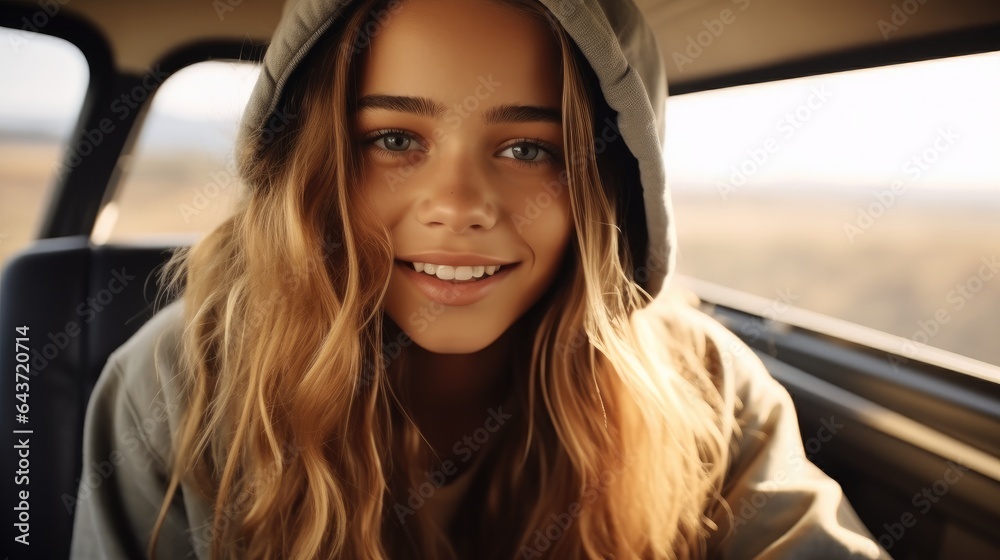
[151,0,730,557]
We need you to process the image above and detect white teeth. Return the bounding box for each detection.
[411,262,502,281]
[436,265,455,280]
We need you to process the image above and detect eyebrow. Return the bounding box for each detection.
[356,94,561,125]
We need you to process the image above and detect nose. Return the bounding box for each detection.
[415,155,498,234]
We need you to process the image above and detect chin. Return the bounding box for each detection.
[411,334,496,354]
[403,318,510,354]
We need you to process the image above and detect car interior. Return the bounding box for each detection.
[1,0,999,558]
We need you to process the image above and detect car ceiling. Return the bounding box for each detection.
[7,0,1000,86]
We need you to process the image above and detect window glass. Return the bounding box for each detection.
[665,51,1000,367]
[103,61,259,243]
[0,27,88,266]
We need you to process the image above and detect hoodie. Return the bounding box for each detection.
[69,0,891,558]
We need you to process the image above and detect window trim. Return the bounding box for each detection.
[678,275,1000,384]
[670,22,1000,95]
[679,274,1000,458]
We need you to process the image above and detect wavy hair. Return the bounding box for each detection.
[151,0,731,558]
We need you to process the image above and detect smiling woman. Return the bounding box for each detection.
[67,0,890,559]
[356,0,572,362]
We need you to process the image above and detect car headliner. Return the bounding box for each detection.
[5,0,1000,87]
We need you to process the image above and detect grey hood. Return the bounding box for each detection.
[237,0,674,296]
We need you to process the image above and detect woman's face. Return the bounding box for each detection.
[356,0,573,353]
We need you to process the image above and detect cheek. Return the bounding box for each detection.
[545,185,574,245]
[544,208,573,256]
[522,191,573,265]
[358,174,402,230]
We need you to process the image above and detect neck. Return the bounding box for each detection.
[401,328,519,461]
[407,327,515,413]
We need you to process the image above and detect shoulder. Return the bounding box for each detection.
[633,290,813,466]
[73,298,209,560]
[631,289,773,414]
[631,290,806,491]
[109,297,187,383]
[634,291,889,558]
[99,297,189,465]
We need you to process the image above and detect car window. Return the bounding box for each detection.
[665,50,1000,368]
[0,27,88,265]
[98,60,260,243]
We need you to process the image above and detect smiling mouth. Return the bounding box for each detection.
[396,260,519,283]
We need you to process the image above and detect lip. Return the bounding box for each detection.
[395,259,519,306]
[396,252,517,267]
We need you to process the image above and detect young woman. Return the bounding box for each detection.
[70,0,891,558]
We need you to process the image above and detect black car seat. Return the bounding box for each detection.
[0,235,181,560]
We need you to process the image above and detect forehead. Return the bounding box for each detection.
[357,0,562,106]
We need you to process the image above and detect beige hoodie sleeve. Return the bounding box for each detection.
[683,304,892,559]
[69,301,207,560]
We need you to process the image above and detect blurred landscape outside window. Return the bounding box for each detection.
[665,50,1000,368]
[97,60,259,243]
[0,27,88,263]
[1,30,996,368]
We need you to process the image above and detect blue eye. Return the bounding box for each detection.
[366,129,423,155]
[377,134,412,151]
[511,144,542,160]
[498,140,559,168]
